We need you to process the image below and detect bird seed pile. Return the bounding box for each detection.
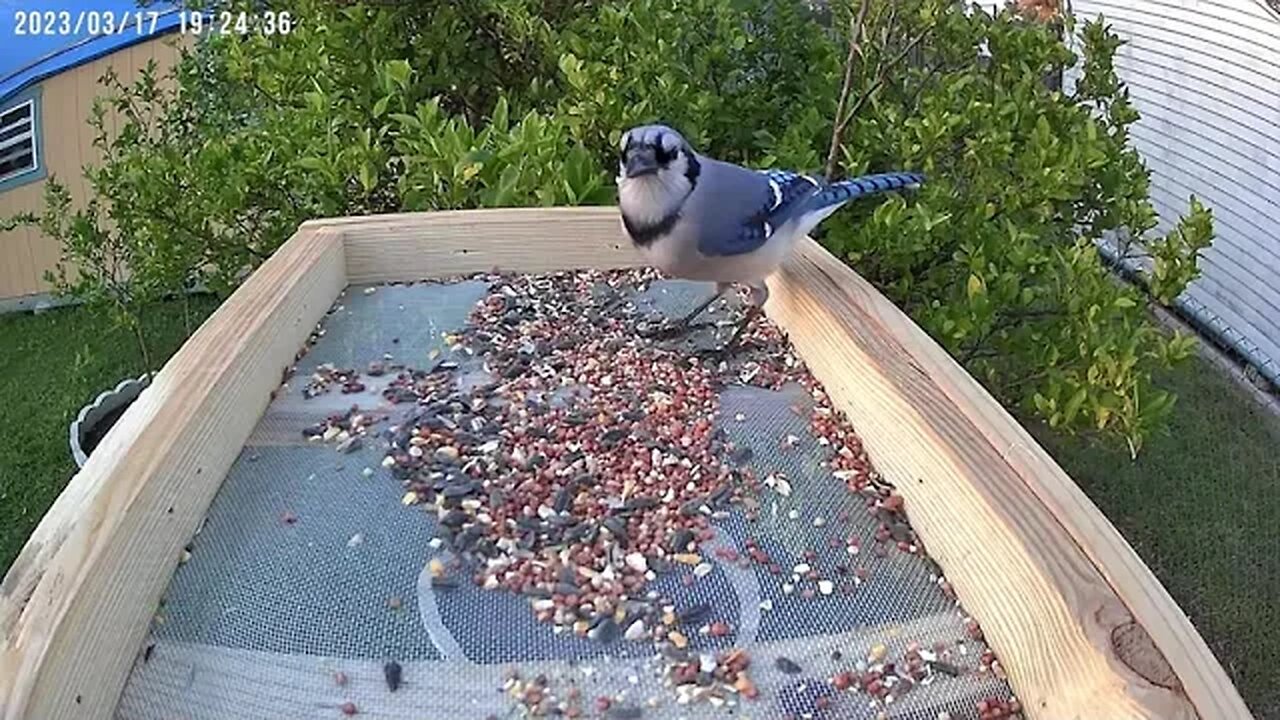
[296,268,1022,720]
[121,270,1021,720]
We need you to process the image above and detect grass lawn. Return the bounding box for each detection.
[1031,360,1280,718]
[0,298,1275,716]
[0,296,220,574]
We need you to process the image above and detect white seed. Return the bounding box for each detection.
[381,455,396,468]
[693,563,713,578]
[625,552,648,573]
[625,620,647,641]
[783,583,795,595]
[818,580,834,595]
[347,533,364,547]
[759,599,774,611]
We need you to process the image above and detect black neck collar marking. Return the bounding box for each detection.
[685,152,701,187]
[622,210,680,247]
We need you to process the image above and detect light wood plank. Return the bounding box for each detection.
[0,227,346,720]
[765,237,1250,719]
[323,207,645,281]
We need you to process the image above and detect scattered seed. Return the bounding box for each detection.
[624,620,647,642]
[318,268,1009,711]
[383,660,402,692]
[931,660,962,677]
[774,656,802,674]
[333,670,348,686]
[340,701,358,716]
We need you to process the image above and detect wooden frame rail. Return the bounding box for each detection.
[0,208,1252,720]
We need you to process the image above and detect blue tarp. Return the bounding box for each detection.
[0,0,182,104]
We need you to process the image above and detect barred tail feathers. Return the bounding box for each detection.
[789,171,924,239]
[812,171,925,209]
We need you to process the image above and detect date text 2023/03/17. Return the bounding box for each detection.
[10,9,295,37]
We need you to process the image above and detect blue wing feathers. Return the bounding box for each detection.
[698,168,923,258]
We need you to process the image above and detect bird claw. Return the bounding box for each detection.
[639,320,714,340]
[694,340,747,361]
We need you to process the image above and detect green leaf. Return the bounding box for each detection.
[384,59,412,90]
[1063,386,1088,423]
[492,97,510,133]
[966,274,985,300]
[373,95,390,119]
[389,112,421,131]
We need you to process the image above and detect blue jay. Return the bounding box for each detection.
[616,124,924,350]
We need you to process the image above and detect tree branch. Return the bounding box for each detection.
[825,1,934,180]
[845,25,932,119]
[824,0,872,180]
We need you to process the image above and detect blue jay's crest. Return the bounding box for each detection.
[617,124,701,246]
[618,125,700,183]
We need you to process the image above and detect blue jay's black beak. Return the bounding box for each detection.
[624,148,660,178]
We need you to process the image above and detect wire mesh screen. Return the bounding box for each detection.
[116,270,1019,720]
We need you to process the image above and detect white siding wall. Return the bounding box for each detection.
[1071,0,1280,381]
[971,0,1280,381]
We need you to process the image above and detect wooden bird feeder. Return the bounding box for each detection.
[0,208,1251,720]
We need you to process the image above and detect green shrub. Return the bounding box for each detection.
[3,0,1213,454]
[814,1,1212,454]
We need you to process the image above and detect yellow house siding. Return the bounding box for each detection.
[0,34,183,301]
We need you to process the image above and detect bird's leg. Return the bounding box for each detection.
[641,282,731,339]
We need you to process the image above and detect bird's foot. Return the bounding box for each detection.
[638,319,714,340]
[694,334,753,361]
